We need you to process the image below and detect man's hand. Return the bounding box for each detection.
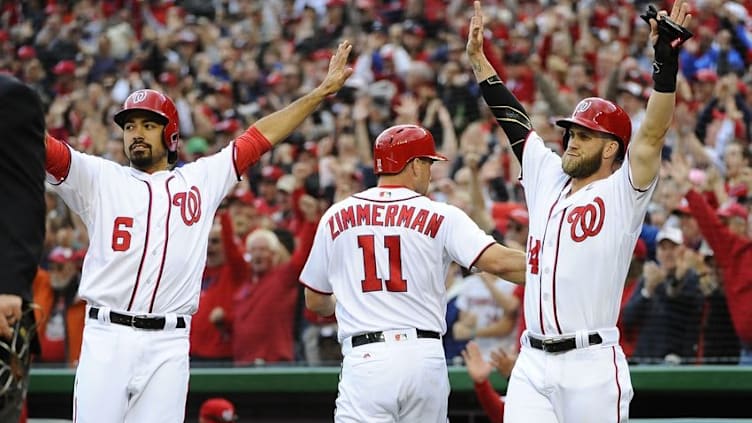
[489,348,517,379]
[461,341,493,383]
[0,295,22,339]
[466,1,486,59]
[316,40,354,97]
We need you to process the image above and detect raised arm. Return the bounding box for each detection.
[466,1,532,165]
[233,41,353,174]
[629,2,692,189]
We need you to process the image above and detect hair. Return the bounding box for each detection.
[246,228,282,252]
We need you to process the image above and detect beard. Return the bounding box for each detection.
[128,144,165,170]
[561,145,604,179]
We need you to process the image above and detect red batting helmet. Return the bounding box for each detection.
[556,97,632,158]
[114,89,180,163]
[373,125,447,174]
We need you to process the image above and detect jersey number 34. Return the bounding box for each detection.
[358,234,408,293]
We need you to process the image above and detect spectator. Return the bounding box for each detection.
[671,158,752,364]
[190,213,246,363]
[622,226,704,364]
[461,340,517,423]
[33,247,85,366]
[230,195,320,365]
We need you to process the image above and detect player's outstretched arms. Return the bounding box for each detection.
[254,41,353,146]
[304,288,336,317]
[630,0,692,189]
[472,243,526,284]
[467,0,531,164]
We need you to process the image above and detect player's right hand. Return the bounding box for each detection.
[0,295,22,339]
[466,1,485,58]
[317,40,354,97]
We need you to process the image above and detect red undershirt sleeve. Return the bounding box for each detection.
[474,379,505,423]
[233,126,273,178]
[45,133,72,182]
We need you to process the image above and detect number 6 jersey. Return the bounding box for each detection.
[299,186,498,343]
[49,146,239,316]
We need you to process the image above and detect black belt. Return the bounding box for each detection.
[88,307,186,330]
[351,329,440,347]
[528,333,602,353]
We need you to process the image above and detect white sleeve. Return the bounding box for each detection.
[615,151,659,233]
[175,144,239,210]
[442,205,496,269]
[299,215,333,294]
[49,149,107,217]
[520,131,565,210]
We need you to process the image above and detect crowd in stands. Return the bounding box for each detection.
[6,0,752,368]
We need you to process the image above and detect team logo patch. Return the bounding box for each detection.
[379,191,391,198]
[575,100,591,114]
[130,90,148,104]
[566,196,605,242]
[173,186,202,226]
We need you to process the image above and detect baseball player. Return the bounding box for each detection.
[467,1,691,422]
[300,124,527,422]
[43,41,353,422]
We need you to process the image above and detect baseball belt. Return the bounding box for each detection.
[528,333,603,353]
[351,329,440,347]
[88,307,186,330]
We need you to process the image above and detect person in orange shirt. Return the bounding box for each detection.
[33,247,86,366]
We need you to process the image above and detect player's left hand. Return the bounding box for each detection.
[647,0,692,49]
[466,1,486,58]
[317,40,354,97]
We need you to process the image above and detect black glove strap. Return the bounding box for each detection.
[640,5,693,93]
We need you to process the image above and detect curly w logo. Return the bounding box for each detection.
[567,197,605,242]
[173,186,202,226]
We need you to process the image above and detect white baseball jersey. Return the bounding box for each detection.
[521,131,657,336]
[49,145,238,315]
[300,186,497,342]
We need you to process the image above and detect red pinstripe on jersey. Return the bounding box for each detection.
[127,180,153,311]
[551,210,567,335]
[149,176,175,312]
[612,346,623,422]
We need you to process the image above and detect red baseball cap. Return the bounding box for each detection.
[48,246,75,264]
[53,60,76,76]
[17,46,36,60]
[508,207,529,226]
[717,203,749,220]
[199,398,237,422]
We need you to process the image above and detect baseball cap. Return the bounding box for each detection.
[695,69,718,84]
[261,165,284,183]
[48,246,75,264]
[199,398,237,422]
[508,208,529,226]
[717,202,749,220]
[672,198,691,215]
[276,174,296,194]
[656,226,683,245]
[53,60,76,76]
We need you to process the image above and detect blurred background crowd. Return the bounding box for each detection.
[5,0,752,369]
